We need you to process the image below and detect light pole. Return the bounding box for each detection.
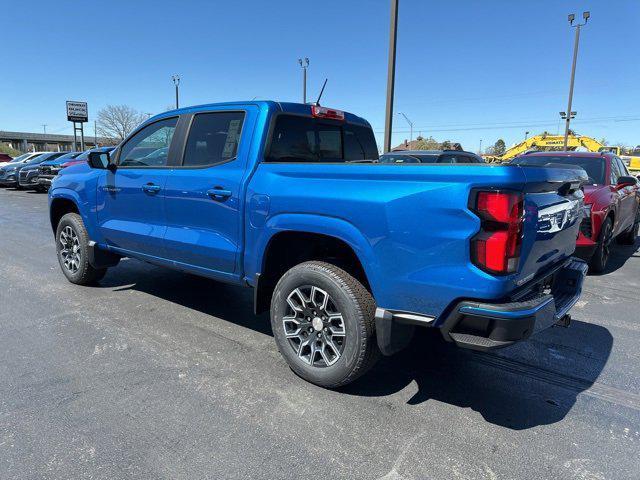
[563,11,589,149]
[172,74,181,109]
[298,58,309,104]
[478,139,483,155]
[42,124,47,134]
[398,112,413,142]
[560,111,576,141]
[383,0,399,153]
[525,131,530,141]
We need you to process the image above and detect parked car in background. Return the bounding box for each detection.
[0,153,13,163]
[38,147,115,192]
[49,101,588,387]
[0,152,49,187]
[18,152,67,190]
[379,150,485,164]
[34,151,81,192]
[511,152,639,272]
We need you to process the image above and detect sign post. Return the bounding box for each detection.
[66,101,88,151]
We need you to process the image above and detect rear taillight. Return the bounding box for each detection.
[471,190,523,275]
[311,105,345,121]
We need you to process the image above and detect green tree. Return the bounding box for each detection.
[0,143,21,157]
[413,136,439,150]
[493,139,506,156]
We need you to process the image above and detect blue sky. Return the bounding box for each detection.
[2,0,639,152]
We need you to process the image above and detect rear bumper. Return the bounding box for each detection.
[439,258,588,351]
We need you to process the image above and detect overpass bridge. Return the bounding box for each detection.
[0,130,114,153]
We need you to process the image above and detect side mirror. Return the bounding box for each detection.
[617,175,637,188]
[87,151,112,170]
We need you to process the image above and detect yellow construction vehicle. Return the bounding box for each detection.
[483,133,604,163]
[484,133,640,171]
[597,146,640,171]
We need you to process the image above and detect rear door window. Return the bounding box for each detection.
[182,112,245,167]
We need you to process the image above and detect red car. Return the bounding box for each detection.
[511,152,639,272]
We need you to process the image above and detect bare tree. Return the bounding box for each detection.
[96,105,146,143]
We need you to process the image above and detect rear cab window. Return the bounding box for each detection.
[265,115,378,163]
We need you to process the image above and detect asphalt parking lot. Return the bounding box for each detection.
[1,187,639,479]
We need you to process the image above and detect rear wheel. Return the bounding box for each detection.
[590,217,613,273]
[270,261,379,388]
[56,213,107,285]
[618,207,639,245]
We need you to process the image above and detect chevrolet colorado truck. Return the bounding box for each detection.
[48,101,588,387]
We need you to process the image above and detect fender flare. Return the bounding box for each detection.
[250,213,381,300]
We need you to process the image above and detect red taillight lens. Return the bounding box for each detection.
[311,105,345,120]
[471,191,523,275]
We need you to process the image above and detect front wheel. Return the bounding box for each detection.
[270,261,379,388]
[590,217,613,273]
[56,213,107,285]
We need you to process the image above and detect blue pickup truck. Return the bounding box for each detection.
[49,101,588,387]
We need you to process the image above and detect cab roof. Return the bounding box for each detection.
[148,101,371,127]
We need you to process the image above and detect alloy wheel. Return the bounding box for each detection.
[59,226,81,274]
[282,286,346,367]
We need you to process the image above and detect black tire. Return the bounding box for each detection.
[618,207,639,245]
[55,213,107,285]
[270,261,379,388]
[589,217,613,273]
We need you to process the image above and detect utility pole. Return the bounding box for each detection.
[298,58,309,104]
[384,0,399,153]
[563,11,590,149]
[398,112,413,142]
[42,124,47,134]
[172,74,180,109]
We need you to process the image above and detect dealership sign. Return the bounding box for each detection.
[66,101,88,123]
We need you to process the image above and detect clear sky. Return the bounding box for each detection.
[2,0,639,152]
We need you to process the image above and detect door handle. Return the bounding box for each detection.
[207,188,232,200]
[142,183,161,194]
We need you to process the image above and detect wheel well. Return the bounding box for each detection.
[50,198,79,234]
[254,231,371,315]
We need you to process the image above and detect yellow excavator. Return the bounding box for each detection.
[597,146,640,171]
[484,133,640,171]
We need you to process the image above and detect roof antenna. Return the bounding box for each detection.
[315,78,328,105]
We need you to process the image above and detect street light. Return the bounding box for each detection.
[398,112,413,142]
[525,131,530,141]
[383,0,399,153]
[172,74,181,109]
[298,58,309,104]
[563,11,590,149]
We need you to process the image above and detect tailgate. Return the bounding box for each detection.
[516,165,586,285]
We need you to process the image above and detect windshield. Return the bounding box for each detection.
[10,153,32,163]
[512,155,605,184]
